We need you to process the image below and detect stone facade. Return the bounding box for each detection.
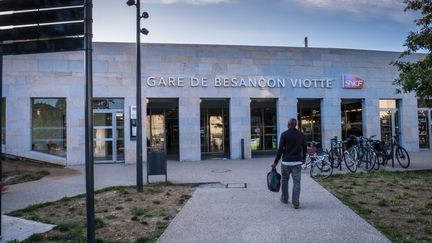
[3,42,423,165]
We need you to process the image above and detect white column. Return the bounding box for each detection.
[124,97,137,164]
[230,97,251,159]
[321,98,341,150]
[66,94,86,165]
[179,97,201,161]
[277,97,297,138]
[362,98,381,139]
[399,96,419,151]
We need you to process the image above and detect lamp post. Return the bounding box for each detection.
[126,0,149,192]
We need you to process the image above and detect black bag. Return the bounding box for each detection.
[267,168,281,192]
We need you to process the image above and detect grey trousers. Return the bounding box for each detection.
[281,164,302,205]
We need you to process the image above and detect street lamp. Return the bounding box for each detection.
[126,0,149,192]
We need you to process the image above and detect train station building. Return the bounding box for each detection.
[2,42,428,165]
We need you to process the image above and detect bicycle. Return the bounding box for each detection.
[373,135,410,168]
[328,136,357,173]
[347,135,378,172]
[302,142,333,179]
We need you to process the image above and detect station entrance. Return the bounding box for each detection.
[379,99,400,146]
[341,99,363,141]
[200,99,230,159]
[93,98,125,163]
[146,98,179,160]
[297,99,322,148]
[250,98,277,156]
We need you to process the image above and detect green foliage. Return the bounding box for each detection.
[131,207,147,216]
[26,233,44,242]
[36,170,50,176]
[392,0,432,99]
[8,202,54,217]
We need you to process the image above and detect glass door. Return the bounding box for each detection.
[297,99,321,147]
[250,99,277,155]
[341,99,363,141]
[147,110,165,151]
[93,110,124,163]
[209,115,224,153]
[200,99,230,158]
[380,109,399,147]
[379,100,399,147]
[380,110,392,146]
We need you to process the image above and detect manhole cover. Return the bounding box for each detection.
[211,169,231,173]
[225,183,247,188]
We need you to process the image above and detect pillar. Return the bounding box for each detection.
[179,97,201,161]
[321,98,342,150]
[230,97,251,159]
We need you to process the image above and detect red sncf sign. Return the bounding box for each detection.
[343,75,364,89]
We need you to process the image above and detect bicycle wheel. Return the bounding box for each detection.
[358,150,376,172]
[343,150,357,173]
[328,149,340,168]
[395,146,410,168]
[373,151,381,170]
[377,149,389,167]
[310,156,333,179]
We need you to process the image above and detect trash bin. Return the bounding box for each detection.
[147,149,167,183]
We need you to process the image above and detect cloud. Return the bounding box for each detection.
[143,0,232,5]
[290,0,410,22]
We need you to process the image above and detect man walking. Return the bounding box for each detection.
[272,118,307,209]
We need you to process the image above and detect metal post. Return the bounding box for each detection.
[136,0,143,192]
[0,54,3,238]
[84,0,95,242]
[241,138,244,159]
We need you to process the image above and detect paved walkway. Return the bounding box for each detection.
[2,151,432,242]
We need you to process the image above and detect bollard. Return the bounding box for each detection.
[241,138,245,160]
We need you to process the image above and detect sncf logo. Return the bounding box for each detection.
[343,75,364,89]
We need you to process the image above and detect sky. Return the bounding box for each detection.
[93,0,419,52]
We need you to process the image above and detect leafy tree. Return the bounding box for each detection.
[393,0,432,99]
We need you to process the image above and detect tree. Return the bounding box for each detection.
[393,0,432,99]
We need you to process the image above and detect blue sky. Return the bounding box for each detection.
[93,0,418,51]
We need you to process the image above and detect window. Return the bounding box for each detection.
[32,98,66,157]
[2,98,5,144]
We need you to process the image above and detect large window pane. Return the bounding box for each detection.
[32,98,66,157]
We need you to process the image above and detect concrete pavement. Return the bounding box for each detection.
[2,150,432,242]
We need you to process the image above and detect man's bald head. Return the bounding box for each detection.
[288,118,297,128]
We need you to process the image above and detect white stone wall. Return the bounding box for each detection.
[3,42,423,165]
[230,97,251,159]
[178,97,200,161]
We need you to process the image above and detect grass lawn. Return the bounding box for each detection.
[319,170,432,243]
[7,182,194,243]
[2,159,78,185]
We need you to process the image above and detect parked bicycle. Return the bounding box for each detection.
[328,136,357,173]
[372,135,410,168]
[347,135,378,172]
[303,141,333,179]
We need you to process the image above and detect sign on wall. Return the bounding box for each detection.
[343,75,365,89]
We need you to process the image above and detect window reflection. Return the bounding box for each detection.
[251,99,277,153]
[32,98,66,157]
